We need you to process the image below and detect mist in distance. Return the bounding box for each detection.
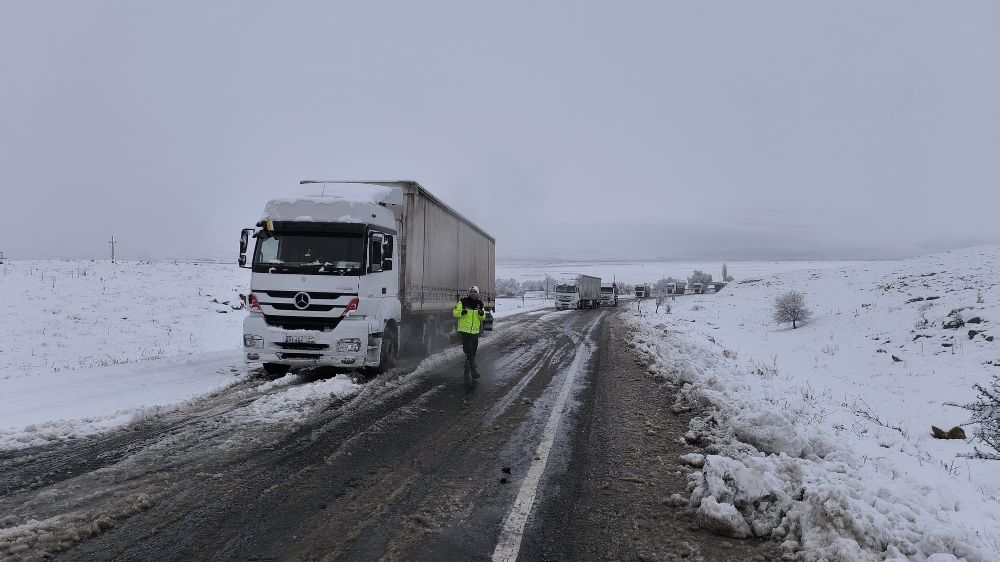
[1,1,998,262]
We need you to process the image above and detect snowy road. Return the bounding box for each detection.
[1,308,777,561]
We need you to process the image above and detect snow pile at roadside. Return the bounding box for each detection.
[629,245,1000,561]
[231,373,360,424]
[0,352,247,450]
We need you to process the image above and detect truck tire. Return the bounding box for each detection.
[262,363,290,378]
[369,329,398,375]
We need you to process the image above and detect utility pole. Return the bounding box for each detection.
[109,235,116,262]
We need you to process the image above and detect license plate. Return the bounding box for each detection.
[285,334,316,344]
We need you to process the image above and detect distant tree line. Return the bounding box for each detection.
[495,276,559,297]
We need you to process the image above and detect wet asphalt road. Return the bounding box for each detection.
[0,307,779,561]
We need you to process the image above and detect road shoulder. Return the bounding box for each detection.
[534,310,782,561]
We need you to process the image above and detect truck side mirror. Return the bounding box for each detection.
[382,258,393,271]
[239,228,254,269]
[368,233,385,273]
[383,236,394,259]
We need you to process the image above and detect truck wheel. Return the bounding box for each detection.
[371,330,398,375]
[262,363,290,378]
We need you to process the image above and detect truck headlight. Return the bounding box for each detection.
[337,338,362,352]
[244,334,264,348]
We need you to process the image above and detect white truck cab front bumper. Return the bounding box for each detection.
[242,314,375,368]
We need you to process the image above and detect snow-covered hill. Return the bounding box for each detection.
[630,245,1000,560]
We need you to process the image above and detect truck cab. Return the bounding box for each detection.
[600,283,618,307]
[240,192,400,377]
[554,282,581,310]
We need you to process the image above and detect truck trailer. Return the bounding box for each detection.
[239,181,495,376]
[554,274,602,310]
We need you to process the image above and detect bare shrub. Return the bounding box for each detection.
[951,375,1000,460]
[773,290,812,329]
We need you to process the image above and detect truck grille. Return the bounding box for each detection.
[268,303,337,312]
[263,291,355,300]
[274,342,329,351]
[264,315,343,331]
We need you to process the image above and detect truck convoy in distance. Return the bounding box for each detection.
[554,274,602,310]
[634,284,650,298]
[239,180,495,376]
[600,282,619,307]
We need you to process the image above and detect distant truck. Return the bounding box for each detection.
[634,284,650,298]
[554,274,602,310]
[600,282,619,307]
[239,181,495,376]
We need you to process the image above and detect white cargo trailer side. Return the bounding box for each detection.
[578,275,602,309]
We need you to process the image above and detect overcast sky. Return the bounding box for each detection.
[2,1,998,262]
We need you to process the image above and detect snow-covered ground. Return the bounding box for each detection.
[0,260,247,374]
[495,296,555,318]
[0,261,544,449]
[0,260,250,449]
[629,245,1000,560]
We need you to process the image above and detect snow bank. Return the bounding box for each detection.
[230,373,360,424]
[0,351,245,449]
[628,245,1000,560]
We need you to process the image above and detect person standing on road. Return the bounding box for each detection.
[453,286,486,378]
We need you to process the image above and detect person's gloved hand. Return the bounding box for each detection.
[461,309,468,315]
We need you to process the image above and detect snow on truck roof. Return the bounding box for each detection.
[261,183,400,227]
[262,180,495,241]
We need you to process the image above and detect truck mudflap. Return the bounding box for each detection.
[242,314,375,368]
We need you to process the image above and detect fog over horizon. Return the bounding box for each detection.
[2,2,998,263]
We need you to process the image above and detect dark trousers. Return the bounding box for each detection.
[460,332,480,367]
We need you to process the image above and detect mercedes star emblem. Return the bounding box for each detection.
[293,292,311,310]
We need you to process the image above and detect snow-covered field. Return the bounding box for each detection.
[495,296,555,317]
[0,260,250,449]
[0,260,247,373]
[629,245,1000,560]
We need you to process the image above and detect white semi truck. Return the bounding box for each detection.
[554,274,602,310]
[239,181,495,376]
[600,282,619,307]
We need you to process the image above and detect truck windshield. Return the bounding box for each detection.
[601,287,613,294]
[253,233,364,275]
[554,284,578,293]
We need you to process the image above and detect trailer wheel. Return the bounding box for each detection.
[262,363,289,378]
